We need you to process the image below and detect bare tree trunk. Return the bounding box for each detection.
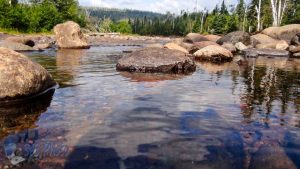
[270,0,288,26]
[200,12,206,33]
[243,5,248,32]
[256,0,262,31]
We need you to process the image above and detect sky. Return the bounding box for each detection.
[79,0,238,14]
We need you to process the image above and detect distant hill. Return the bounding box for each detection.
[83,7,165,21]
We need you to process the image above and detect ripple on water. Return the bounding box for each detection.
[0,47,300,168]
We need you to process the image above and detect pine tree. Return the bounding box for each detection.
[220,0,229,14]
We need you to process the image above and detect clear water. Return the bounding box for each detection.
[0,46,300,169]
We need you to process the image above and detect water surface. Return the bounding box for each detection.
[0,46,300,169]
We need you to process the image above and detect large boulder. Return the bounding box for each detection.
[250,34,278,46]
[217,31,251,45]
[204,34,222,42]
[0,47,56,102]
[54,21,90,49]
[116,48,196,73]
[183,33,209,43]
[188,41,219,54]
[0,41,36,52]
[242,48,290,57]
[262,24,300,44]
[194,45,233,62]
[164,42,188,54]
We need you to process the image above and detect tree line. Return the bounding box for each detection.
[0,0,86,33]
[0,0,299,35]
[93,0,300,36]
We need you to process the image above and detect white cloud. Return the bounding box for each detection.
[79,0,238,14]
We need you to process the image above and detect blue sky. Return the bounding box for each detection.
[79,0,238,14]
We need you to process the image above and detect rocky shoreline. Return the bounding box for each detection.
[0,21,299,102]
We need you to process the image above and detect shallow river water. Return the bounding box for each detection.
[0,46,300,169]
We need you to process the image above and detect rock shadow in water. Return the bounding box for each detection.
[0,89,55,139]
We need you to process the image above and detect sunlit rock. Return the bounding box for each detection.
[235,42,248,51]
[250,34,277,47]
[262,24,300,44]
[188,41,219,54]
[54,21,90,49]
[194,45,233,62]
[0,47,56,102]
[164,42,188,54]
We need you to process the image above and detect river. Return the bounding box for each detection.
[0,45,300,169]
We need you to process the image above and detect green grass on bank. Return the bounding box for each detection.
[0,28,53,36]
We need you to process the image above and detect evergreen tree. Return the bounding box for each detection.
[236,0,245,30]
[220,0,229,15]
[192,16,201,33]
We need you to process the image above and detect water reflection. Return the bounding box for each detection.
[56,49,87,87]
[0,89,55,139]
[120,72,185,82]
[1,46,300,169]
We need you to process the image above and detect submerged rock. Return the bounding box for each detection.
[194,45,233,62]
[116,48,196,73]
[249,144,297,169]
[183,33,209,43]
[54,21,90,49]
[0,47,56,102]
[262,24,300,44]
[242,48,290,57]
[164,42,188,54]
[217,31,251,45]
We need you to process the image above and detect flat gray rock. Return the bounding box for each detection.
[0,41,37,52]
[116,47,196,73]
[242,48,290,57]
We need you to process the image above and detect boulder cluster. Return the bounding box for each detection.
[0,21,90,103]
[0,22,299,102]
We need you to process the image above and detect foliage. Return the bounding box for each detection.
[0,0,86,33]
[1,0,300,35]
[113,20,132,33]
